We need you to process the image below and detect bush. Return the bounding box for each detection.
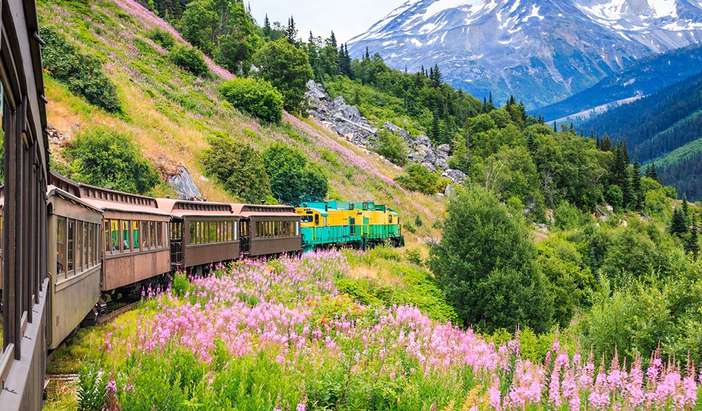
[219,77,284,123]
[374,129,408,166]
[64,127,160,194]
[169,45,208,76]
[172,272,191,297]
[77,363,107,411]
[429,185,554,332]
[147,28,175,49]
[40,26,121,113]
[395,164,445,194]
[202,133,272,203]
[263,143,328,205]
[553,201,584,230]
[254,39,314,113]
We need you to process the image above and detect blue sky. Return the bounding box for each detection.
[247,0,406,42]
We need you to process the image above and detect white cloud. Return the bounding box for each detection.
[247,0,407,42]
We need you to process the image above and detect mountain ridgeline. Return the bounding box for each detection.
[536,44,702,122]
[349,0,702,108]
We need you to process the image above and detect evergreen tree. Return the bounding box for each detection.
[670,207,688,236]
[632,162,643,211]
[364,46,370,61]
[431,111,441,142]
[601,134,612,152]
[285,16,298,43]
[610,143,632,208]
[263,14,272,39]
[685,217,700,259]
[645,163,659,181]
[682,198,690,224]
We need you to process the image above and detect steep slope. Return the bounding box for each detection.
[39,0,444,242]
[348,0,702,108]
[579,72,702,199]
[536,45,702,122]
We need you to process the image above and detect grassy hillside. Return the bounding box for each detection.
[38,0,443,243]
[653,138,702,200]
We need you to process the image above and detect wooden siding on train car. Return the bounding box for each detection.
[101,214,170,291]
[181,216,240,268]
[248,216,302,256]
[102,249,170,291]
[47,192,103,350]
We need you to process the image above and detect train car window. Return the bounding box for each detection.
[234,221,239,241]
[85,224,89,267]
[208,222,216,244]
[104,220,111,253]
[67,219,75,273]
[150,221,156,248]
[295,221,300,237]
[132,221,140,250]
[110,220,120,253]
[157,222,163,247]
[189,222,196,245]
[314,215,319,225]
[142,221,150,249]
[57,217,67,275]
[76,221,83,271]
[87,224,93,267]
[122,220,130,253]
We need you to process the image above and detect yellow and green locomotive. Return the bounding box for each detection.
[295,201,403,252]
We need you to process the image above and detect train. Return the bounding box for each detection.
[1,172,403,351]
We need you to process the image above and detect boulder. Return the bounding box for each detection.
[167,166,203,201]
[442,169,467,184]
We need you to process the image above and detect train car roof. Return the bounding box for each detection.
[156,198,237,218]
[47,185,103,214]
[231,203,299,218]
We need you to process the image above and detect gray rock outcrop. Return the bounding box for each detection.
[306,81,467,184]
[167,166,203,201]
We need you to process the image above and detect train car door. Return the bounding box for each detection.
[169,219,184,270]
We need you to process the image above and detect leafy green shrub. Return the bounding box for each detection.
[219,77,284,123]
[40,26,121,113]
[64,127,159,194]
[553,201,585,230]
[172,272,191,297]
[374,129,408,166]
[169,45,208,76]
[395,164,445,194]
[405,248,423,266]
[263,143,328,205]
[77,363,107,411]
[146,28,175,49]
[202,133,272,203]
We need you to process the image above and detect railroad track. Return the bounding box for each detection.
[96,300,141,325]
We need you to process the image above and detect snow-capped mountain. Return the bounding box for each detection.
[348,0,702,108]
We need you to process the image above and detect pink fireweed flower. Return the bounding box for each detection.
[489,378,502,410]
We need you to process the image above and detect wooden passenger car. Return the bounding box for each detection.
[156,199,240,270]
[79,185,171,291]
[233,204,302,257]
[46,186,103,349]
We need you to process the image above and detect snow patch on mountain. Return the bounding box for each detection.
[349,0,702,108]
